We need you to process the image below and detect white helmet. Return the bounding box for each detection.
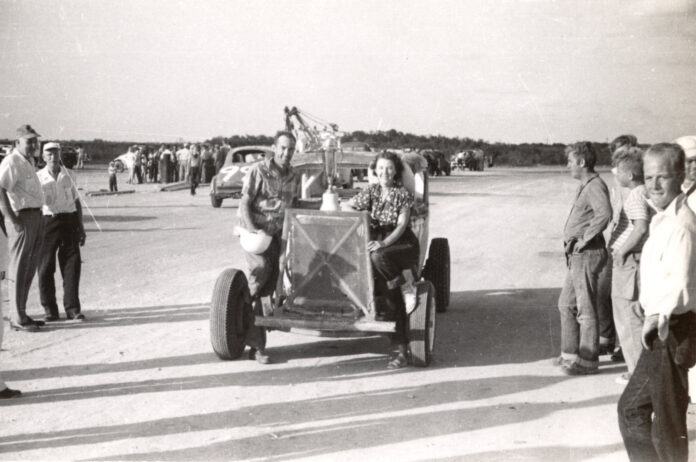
[238,227,272,254]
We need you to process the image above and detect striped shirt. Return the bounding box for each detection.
[608,184,652,252]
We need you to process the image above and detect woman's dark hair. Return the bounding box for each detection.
[373,151,404,183]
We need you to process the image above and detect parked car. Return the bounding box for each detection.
[113,151,136,173]
[209,145,273,208]
[210,149,450,367]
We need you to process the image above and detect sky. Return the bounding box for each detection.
[1,0,695,144]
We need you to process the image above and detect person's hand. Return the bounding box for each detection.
[641,314,660,350]
[367,240,384,252]
[564,238,577,254]
[574,238,586,253]
[78,225,86,246]
[11,219,21,233]
[613,249,627,266]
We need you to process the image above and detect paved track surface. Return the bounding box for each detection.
[1,166,694,461]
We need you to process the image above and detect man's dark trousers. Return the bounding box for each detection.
[618,312,696,462]
[38,212,82,317]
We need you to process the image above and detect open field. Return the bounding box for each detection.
[1,166,694,461]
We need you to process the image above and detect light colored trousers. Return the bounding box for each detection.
[1,282,7,390]
[5,210,44,323]
[611,254,644,374]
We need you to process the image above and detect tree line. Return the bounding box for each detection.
[2,131,615,166]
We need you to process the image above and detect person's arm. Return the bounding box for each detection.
[577,180,612,251]
[614,219,648,264]
[0,187,19,232]
[239,168,260,232]
[369,206,411,251]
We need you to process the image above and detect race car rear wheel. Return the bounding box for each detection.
[210,268,252,360]
[114,160,124,173]
[423,238,450,312]
[408,281,436,367]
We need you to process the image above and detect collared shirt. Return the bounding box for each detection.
[0,149,44,212]
[640,194,696,318]
[352,183,414,231]
[241,157,300,236]
[37,166,78,215]
[563,173,612,244]
[608,184,652,252]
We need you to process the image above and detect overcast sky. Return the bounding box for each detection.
[1,0,695,144]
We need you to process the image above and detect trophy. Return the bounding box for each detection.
[318,134,343,211]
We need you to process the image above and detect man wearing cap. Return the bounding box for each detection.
[674,136,696,196]
[239,131,301,364]
[0,125,45,331]
[37,143,86,322]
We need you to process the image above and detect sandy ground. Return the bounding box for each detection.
[0,166,694,461]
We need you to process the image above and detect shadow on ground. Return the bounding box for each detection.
[0,375,620,460]
[0,288,629,460]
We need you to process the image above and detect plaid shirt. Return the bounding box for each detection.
[241,157,300,236]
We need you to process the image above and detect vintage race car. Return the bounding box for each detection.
[210,146,450,367]
[209,145,274,208]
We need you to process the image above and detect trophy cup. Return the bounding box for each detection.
[318,136,342,211]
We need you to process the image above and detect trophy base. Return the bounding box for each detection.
[320,191,340,211]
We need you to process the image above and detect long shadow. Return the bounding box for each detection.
[2,336,388,382]
[429,192,533,197]
[90,390,621,461]
[86,227,201,233]
[37,304,211,331]
[0,375,587,455]
[88,215,156,222]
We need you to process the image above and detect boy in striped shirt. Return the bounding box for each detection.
[608,147,653,384]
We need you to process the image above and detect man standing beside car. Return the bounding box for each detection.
[239,131,301,364]
[37,143,86,322]
[0,125,46,332]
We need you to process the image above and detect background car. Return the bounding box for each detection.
[209,145,273,208]
[113,151,136,173]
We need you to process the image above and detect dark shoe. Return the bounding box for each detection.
[598,343,615,356]
[67,313,86,322]
[25,316,45,327]
[10,321,39,332]
[561,362,599,376]
[248,348,271,364]
[44,314,60,322]
[0,387,22,399]
[387,353,408,369]
[611,347,625,363]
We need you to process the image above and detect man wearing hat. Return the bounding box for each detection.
[675,136,696,196]
[0,125,46,331]
[37,142,87,322]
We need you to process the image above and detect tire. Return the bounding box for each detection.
[423,238,450,312]
[210,268,252,360]
[408,281,436,367]
[114,160,124,173]
[211,195,223,208]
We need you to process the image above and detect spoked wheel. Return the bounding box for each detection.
[423,238,451,312]
[408,281,436,367]
[210,268,252,360]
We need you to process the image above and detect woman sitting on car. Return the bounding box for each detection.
[348,151,419,369]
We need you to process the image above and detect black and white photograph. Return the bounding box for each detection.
[1,1,696,460]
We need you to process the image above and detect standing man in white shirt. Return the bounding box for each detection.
[617,143,696,462]
[176,144,191,184]
[37,143,86,322]
[0,125,46,332]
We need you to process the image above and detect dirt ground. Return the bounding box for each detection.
[1,166,694,461]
